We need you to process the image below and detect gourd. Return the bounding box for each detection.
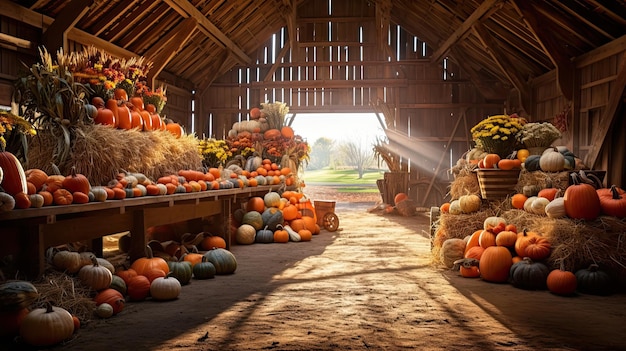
[440,238,466,268]
[273,226,289,243]
[564,173,601,220]
[109,275,127,295]
[95,303,114,318]
[539,147,565,172]
[62,166,91,194]
[29,193,44,208]
[523,196,537,212]
[0,191,15,212]
[283,225,301,242]
[262,207,284,230]
[597,185,626,218]
[236,224,257,244]
[544,197,566,218]
[192,257,216,279]
[483,216,506,230]
[94,289,125,315]
[201,234,227,250]
[509,257,549,290]
[263,191,281,208]
[78,256,113,291]
[523,155,541,171]
[547,267,577,295]
[459,194,481,213]
[0,151,28,196]
[0,281,39,311]
[530,196,550,215]
[20,302,74,347]
[448,199,462,215]
[495,231,517,248]
[255,226,275,243]
[203,248,237,274]
[575,264,613,295]
[478,246,512,283]
[51,250,83,274]
[478,229,496,248]
[150,274,182,301]
[242,210,264,230]
[167,260,193,285]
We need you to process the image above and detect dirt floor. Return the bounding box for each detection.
[4,186,626,351]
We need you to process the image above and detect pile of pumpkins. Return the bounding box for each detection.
[440,216,616,296]
[0,245,237,347]
[510,171,626,220]
[234,190,321,245]
[0,148,293,211]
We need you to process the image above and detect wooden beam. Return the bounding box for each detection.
[584,52,626,167]
[41,0,93,53]
[264,42,291,82]
[0,33,33,49]
[0,0,137,59]
[88,0,139,36]
[146,17,198,88]
[249,79,408,89]
[512,0,574,101]
[163,0,251,65]
[430,0,501,64]
[280,0,298,62]
[472,22,532,114]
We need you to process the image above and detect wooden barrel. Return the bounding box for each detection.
[314,200,336,227]
[475,169,521,199]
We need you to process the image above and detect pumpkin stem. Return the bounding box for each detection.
[610,185,622,200]
[45,301,54,313]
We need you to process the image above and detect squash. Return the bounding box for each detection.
[242,210,264,230]
[478,246,512,283]
[130,246,170,276]
[597,185,626,218]
[203,248,237,275]
[284,225,301,242]
[530,196,550,215]
[0,281,39,311]
[539,147,565,172]
[255,226,275,243]
[459,194,481,213]
[236,224,257,245]
[0,191,16,212]
[263,191,281,208]
[544,197,566,218]
[547,267,577,295]
[575,264,614,296]
[483,216,506,230]
[192,257,216,280]
[564,173,601,220]
[109,275,127,296]
[62,166,91,194]
[509,257,549,290]
[94,288,125,315]
[78,256,113,291]
[51,250,83,274]
[150,274,182,301]
[448,199,462,215]
[440,238,466,268]
[523,155,541,171]
[20,303,74,346]
[262,207,284,230]
[167,260,193,285]
[127,275,151,301]
[95,303,114,318]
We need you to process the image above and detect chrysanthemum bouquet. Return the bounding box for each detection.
[198,137,232,168]
[518,122,562,148]
[470,114,525,158]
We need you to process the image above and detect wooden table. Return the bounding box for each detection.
[0,186,278,278]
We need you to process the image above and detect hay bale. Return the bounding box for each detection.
[28,125,202,185]
[32,271,96,324]
[449,164,480,199]
[396,199,417,216]
[515,169,569,193]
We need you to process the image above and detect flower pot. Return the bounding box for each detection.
[475,169,521,200]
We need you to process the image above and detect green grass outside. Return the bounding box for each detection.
[302,168,384,193]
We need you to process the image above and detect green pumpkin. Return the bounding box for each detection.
[192,257,216,279]
[0,280,39,311]
[262,207,284,230]
[509,257,549,290]
[255,227,275,243]
[575,264,613,295]
[242,210,264,230]
[523,155,541,171]
[167,260,193,285]
[255,175,267,185]
[203,248,237,274]
[109,275,127,296]
[263,192,281,208]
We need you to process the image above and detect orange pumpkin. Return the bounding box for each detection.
[201,235,227,250]
[280,126,295,139]
[166,122,183,138]
[482,154,501,169]
[130,246,170,276]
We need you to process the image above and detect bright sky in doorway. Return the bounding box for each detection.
[289,113,386,144]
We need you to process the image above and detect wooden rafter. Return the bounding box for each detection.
[472,22,531,113]
[375,0,392,54]
[584,52,626,167]
[513,0,574,101]
[449,46,507,101]
[101,1,156,43]
[146,17,198,87]
[430,0,501,64]
[264,42,291,82]
[41,0,93,53]
[87,0,139,36]
[163,0,251,65]
[279,0,298,62]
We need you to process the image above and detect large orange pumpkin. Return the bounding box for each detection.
[394,192,409,205]
[166,122,183,138]
[0,151,28,196]
[478,246,512,283]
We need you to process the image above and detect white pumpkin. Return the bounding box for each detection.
[448,200,462,215]
[459,194,481,213]
[96,303,114,318]
[539,147,565,172]
[530,197,550,215]
[483,216,506,230]
[524,196,538,213]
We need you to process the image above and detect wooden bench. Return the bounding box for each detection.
[0,186,278,278]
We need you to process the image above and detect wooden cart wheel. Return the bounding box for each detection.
[323,212,339,232]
